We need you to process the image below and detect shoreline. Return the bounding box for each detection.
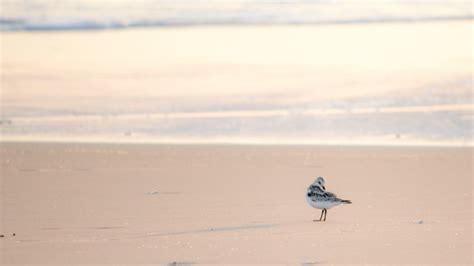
[2,17,473,33]
[1,138,473,148]
[2,21,472,147]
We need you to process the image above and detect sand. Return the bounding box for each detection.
[1,20,473,264]
[0,143,472,264]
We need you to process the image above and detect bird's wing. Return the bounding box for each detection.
[323,190,350,203]
[308,185,339,201]
[322,190,337,198]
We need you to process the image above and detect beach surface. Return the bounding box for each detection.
[0,143,472,264]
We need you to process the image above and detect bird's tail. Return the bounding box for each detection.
[341,199,352,204]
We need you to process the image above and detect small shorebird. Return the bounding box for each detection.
[306,177,351,221]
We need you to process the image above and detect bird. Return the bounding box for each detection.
[305,176,351,221]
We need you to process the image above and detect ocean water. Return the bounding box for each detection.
[1,0,472,31]
[1,2,473,146]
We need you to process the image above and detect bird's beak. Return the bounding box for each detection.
[322,186,326,190]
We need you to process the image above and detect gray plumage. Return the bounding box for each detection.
[307,184,351,203]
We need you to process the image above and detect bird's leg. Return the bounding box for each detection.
[314,210,324,222]
[323,209,327,221]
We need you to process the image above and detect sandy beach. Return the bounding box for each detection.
[1,9,473,264]
[0,143,471,264]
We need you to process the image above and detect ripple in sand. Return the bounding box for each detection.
[167,262,194,266]
[126,223,277,240]
[145,191,181,195]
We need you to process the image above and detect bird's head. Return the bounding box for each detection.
[314,176,326,190]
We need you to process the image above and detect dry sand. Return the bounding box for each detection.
[0,143,472,264]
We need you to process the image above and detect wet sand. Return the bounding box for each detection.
[0,143,472,264]
[1,21,472,145]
